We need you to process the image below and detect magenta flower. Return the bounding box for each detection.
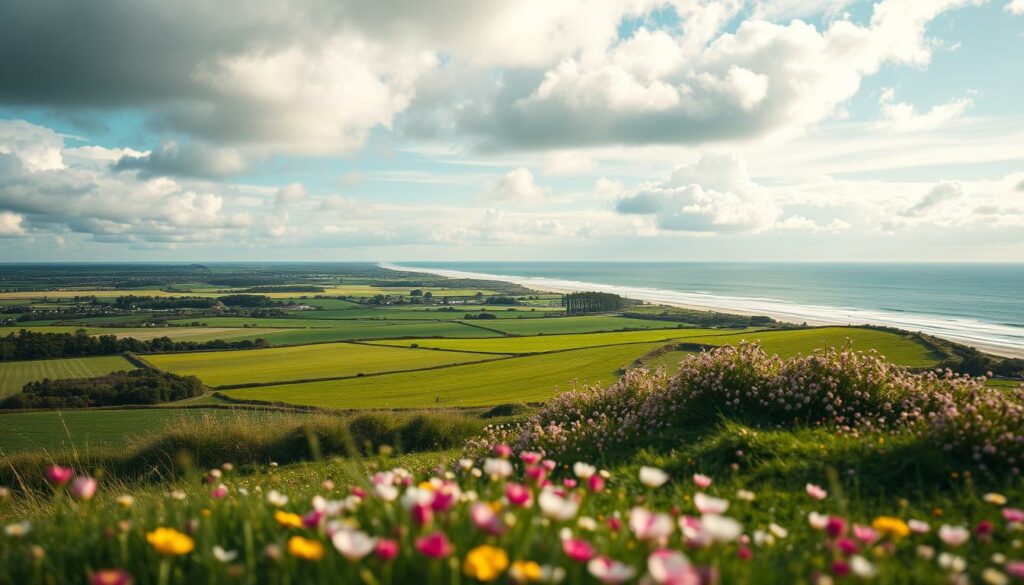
[825,517,847,539]
[375,539,399,562]
[504,482,533,507]
[562,538,596,562]
[302,510,323,529]
[587,475,606,493]
[836,538,859,555]
[91,569,134,585]
[1003,508,1024,523]
[493,444,512,459]
[411,503,433,526]
[415,532,453,558]
[70,476,97,501]
[46,465,73,486]
[211,484,228,499]
[519,451,542,465]
[1006,561,1024,579]
[430,485,458,512]
[831,560,851,577]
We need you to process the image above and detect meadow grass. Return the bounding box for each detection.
[221,342,670,409]
[366,327,743,354]
[476,315,693,335]
[146,342,507,387]
[0,355,137,397]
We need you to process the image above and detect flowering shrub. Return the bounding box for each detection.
[488,343,1024,471]
[2,452,1022,584]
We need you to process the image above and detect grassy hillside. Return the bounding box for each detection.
[0,355,137,397]
[221,342,669,409]
[147,342,507,387]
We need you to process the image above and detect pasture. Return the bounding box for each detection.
[478,315,692,335]
[0,355,137,397]
[147,342,506,387]
[221,342,670,409]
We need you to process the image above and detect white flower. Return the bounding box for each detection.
[736,489,756,502]
[116,495,135,508]
[169,490,187,501]
[850,555,876,578]
[808,511,829,530]
[265,490,288,507]
[3,521,30,537]
[540,565,567,583]
[752,530,774,547]
[458,458,474,470]
[374,483,399,502]
[212,546,238,563]
[647,549,691,583]
[629,507,674,542]
[939,524,970,547]
[938,552,967,573]
[573,462,596,479]
[332,529,376,561]
[769,523,788,539]
[483,458,514,478]
[372,471,396,486]
[538,489,579,521]
[805,483,827,501]
[700,515,743,543]
[577,516,598,531]
[587,557,637,584]
[638,466,669,488]
[693,492,729,515]
[908,519,930,534]
[982,568,1009,585]
[916,545,935,560]
[400,487,433,510]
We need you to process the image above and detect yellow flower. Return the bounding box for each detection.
[983,493,1008,506]
[509,560,543,583]
[287,536,325,561]
[146,528,195,556]
[200,508,211,517]
[872,516,910,539]
[275,511,303,529]
[463,545,509,582]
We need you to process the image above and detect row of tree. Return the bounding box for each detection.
[0,330,269,361]
[562,292,624,314]
[0,369,204,410]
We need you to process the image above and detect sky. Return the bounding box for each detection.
[0,0,1022,263]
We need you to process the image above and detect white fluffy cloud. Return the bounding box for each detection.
[876,88,972,132]
[275,183,308,206]
[0,211,26,236]
[1006,0,1024,15]
[479,168,546,204]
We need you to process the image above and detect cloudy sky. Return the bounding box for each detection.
[1,0,1022,262]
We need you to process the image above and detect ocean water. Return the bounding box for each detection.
[384,262,1024,355]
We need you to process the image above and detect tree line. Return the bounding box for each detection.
[0,369,204,409]
[561,292,624,314]
[0,330,269,361]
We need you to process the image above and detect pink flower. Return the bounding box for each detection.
[563,538,596,562]
[91,569,134,585]
[525,466,546,483]
[302,510,324,529]
[831,560,851,577]
[587,475,606,493]
[587,557,637,584]
[493,444,512,459]
[606,517,622,532]
[349,486,365,499]
[825,517,847,539]
[1003,508,1024,523]
[415,532,453,558]
[430,484,458,512]
[470,502,506,535]
[211,484,228,499]
[563,478,577,489]
[70,476,97,501]
[519,451,542,465]
[836,538,859,555]
[693,493,729,516]
[375,539,399,562]
[852,524,877,545]
[505,483,533,507]
[542,459,557,472]
[1006,561,1024,579]
[693,474,712,489]
[630,507,675,542]
[46,465,73,486]
[647,549,695,584]
[737,546,753,561]
[411,503,433,526]
[806,483,827,501]
[938,524,970,547]
[975,520,993,535]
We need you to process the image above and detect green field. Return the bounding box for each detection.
[293,308,560,320]
[633,348,697,372]
[147,342,506,387]
[478,315,692,335]
[1,325,286,342]
[368,327,745,354]
[0,408,267,453]
[221,342,669,409]
[0,355,138,397]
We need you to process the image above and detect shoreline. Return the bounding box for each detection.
[383,262,1024,360]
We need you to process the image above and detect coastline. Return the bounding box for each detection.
[383,262,1024,360]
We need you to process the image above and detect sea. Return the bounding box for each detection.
[382,262,1024,356]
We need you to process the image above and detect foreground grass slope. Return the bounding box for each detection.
[0,355,137,397]
[222,342,670,408]
[147,342,507,387]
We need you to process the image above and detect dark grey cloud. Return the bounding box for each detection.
[113,142,245,179]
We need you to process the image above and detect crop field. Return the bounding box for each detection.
[0,325,287,342]
[221,342,670,409]
[0,408,263,453]
[291,308,560,320]
[147,342,506,387]
[368,327,747,354]
[0,355,137,397]
[479,315,692,335]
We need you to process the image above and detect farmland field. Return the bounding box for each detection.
[221,342,670,409]
[0,355,137,397]
[147,342,507,387]
[0,326,286,342]
[290,308,560,320]
[368,327,748,354]
[479,315,692,335]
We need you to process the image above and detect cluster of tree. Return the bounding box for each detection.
[215,294,281,307]
[562,292,624,314]
[464,312,498,320]
[484,296,518,305]
[0,330,269,361]
[622,310,776,329]
[0,369,204,410]
[234,285,326,293]
[114,295,218,310]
